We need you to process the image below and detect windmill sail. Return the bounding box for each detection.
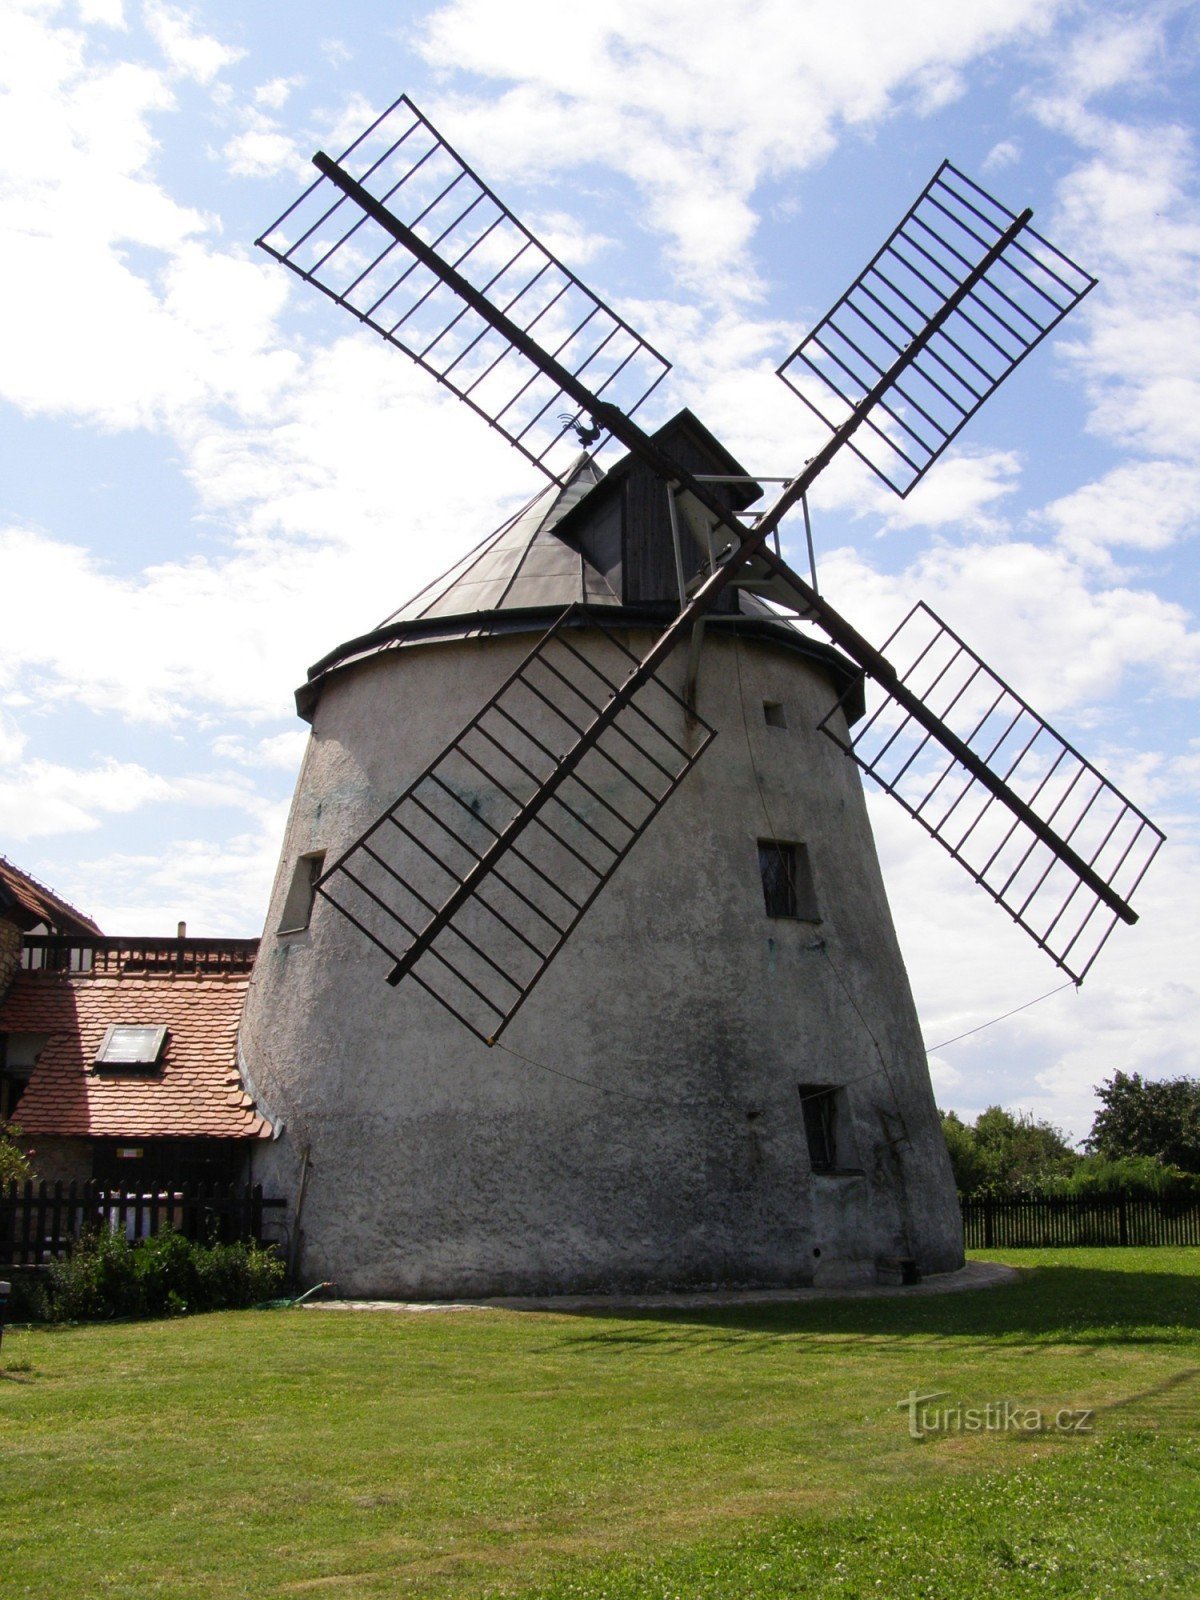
[817,603,1164,982]
[776,161,1096,497]
[256,95,670,483]
[315,606,715,1043]
[259,96,1160,1026]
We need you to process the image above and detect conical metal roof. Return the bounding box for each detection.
[378,455,615,627]
[298,419,865,725]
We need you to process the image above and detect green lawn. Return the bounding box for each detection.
[2,1248,1198,1598]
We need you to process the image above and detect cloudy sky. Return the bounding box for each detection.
[2,0,1198,1140]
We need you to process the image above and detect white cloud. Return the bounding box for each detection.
[819,534,1200,719]
[0,334,537,728]
[254,75,302,112]
[983,138,1021,171]
[1025,22,1200,465]
[529,211,615,268]
[83,826,286,933]
[0,711,27,766]
[78,0,126,26]
[0,756,176,838]
[416,0,1065,303]
[0,13,300,433]
[211,730,309,771]
[222,124,307,180]
[1043,461,1200,565]
[142,1,243,86]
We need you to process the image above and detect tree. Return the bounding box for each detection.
[938,1109,986,1195]
[1086,1072,1200,1174]
[938,1105,1078,1196]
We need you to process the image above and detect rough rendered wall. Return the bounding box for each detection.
[240,626,962,1296]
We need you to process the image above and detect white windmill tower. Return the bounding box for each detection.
[237,98,1163,1297]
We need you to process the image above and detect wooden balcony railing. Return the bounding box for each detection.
[20,935,259,975]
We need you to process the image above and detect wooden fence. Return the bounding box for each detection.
[961,1191,1200,1249]
[21,934,258,974]
[0,1181,286,1268]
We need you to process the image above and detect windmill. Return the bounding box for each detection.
[239,96,1163,1297]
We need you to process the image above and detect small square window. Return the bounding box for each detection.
[763,700,787,729]
[94,1025,168,1071]
[799,1085,838,1172]
[278,851,325,934]
[757,840,820,921]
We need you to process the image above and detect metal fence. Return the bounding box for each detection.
[961,1190,1200,1249]
[0,1181,285,1268]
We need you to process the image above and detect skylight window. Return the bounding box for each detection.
[94,1024,168,1070]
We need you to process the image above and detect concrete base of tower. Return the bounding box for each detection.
[251,1118,964,1302]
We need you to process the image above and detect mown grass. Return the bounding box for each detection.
[1,1248,1197,1598]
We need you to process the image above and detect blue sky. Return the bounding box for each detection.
[2,0,1198,1140]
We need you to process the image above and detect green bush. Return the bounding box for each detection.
[0,1117,32,1185]
[41,1227,285,1322]
[1038,1155,1200,1199]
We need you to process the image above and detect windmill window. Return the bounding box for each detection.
[94,1025,168,1072]
[799,1085,838,1173]
[757,840,820,921]
[278,851,325,934]
[763,700,787,729]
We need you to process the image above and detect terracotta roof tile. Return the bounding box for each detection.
[0,859,102,935]
[0,967,268,1140]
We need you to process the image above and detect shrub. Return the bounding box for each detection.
[1035,1156,1200,1200]
[41,1227,285,1322]
[0,1118,32,1185]
[46,1224,142,1322]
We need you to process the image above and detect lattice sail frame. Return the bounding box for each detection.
[256,94,1162,1024]
[818,603,1165,982]
[315,607,715,1043]
[256,95,670,483]
[777,162,1097,497]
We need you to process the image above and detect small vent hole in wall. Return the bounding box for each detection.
[763,700,787,728]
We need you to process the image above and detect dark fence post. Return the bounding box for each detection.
[1118,1190,1129,1247]
[984,1193,994,1249]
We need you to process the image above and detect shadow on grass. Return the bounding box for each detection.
[527,1265,1200,1349]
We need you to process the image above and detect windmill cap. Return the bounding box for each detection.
[295,409,864,724]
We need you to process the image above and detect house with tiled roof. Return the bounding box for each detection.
[1,859,271,1188]
[0,857,101,1003]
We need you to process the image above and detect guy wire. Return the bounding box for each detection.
[491,1038,665,1106]
[924,981,1075,1053]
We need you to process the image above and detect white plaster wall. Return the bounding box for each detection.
[240,624,962,1295]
